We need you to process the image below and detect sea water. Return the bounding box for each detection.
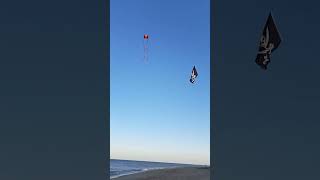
[110,159,199,179]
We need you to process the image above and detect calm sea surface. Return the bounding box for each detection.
[110,159,204,179]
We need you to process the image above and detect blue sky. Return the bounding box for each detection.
[110,0,210,165]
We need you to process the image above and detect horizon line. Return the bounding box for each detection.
[110,158,210,166]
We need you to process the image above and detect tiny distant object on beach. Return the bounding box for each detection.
[190,66,198,84]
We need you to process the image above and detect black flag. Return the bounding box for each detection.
[255,13,281,70]
[190,66,198,83]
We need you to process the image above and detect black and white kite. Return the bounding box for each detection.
[190,66,198,84]
[255,13,282,70]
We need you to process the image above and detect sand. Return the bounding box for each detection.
[113,167,210,180]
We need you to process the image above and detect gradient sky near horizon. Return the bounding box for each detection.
[110,0,210,165]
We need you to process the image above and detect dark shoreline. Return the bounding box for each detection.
[112,166,210,180]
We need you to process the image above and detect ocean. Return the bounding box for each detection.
[110,159,203,179]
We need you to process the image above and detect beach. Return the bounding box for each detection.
[113,167,210,180]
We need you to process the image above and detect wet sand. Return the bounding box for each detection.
[113,167,210,180]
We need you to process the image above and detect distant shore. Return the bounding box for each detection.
[113,166,210,180]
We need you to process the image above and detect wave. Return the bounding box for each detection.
[110,159,196,179]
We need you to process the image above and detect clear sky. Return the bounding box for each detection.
[110,0,210,165]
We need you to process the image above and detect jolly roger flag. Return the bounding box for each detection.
[255,13,282,70]
[190,66,198,84]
